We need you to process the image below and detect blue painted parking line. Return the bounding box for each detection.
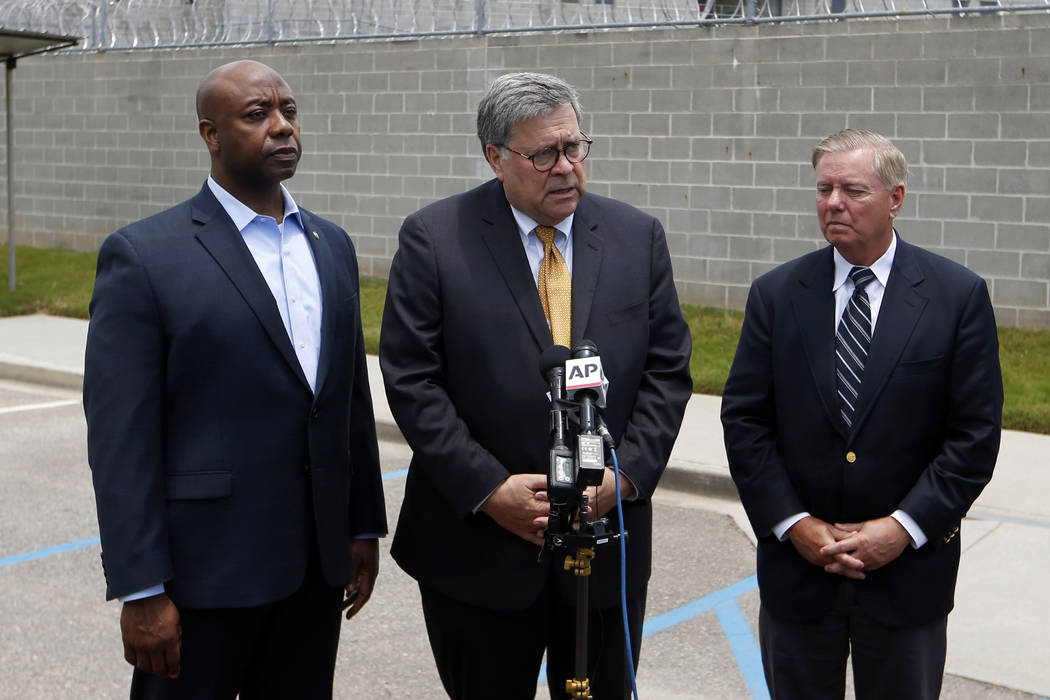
[715,598,770,700]
[383,468,409,481]
[642,574,758,636]
[0,536,100,569]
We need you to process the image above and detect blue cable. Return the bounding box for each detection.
[610,446,640,699]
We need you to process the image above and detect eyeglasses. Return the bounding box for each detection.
[500,135,593,172]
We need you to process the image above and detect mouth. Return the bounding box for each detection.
[547,185,577,197]
[269,146,299,161]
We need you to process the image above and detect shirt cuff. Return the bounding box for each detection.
[773,512,810,541]
[890,509,928,549]
[120,584,165,603]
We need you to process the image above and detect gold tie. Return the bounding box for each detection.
[535,225,572,347]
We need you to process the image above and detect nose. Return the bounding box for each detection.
[548,148,574,176]
[825,187,846,209]
[270,110,294,136]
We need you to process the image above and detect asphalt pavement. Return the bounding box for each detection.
[1,313,1048,699]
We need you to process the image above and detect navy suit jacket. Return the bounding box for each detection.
[721,234,1003,626]
[380,179,692,611]
[84,184,387,608]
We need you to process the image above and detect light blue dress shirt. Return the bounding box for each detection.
[207,176,323,393]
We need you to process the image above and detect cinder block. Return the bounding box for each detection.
[650,185,691,208]
[871,32,924,59]
[670,65,715,90]
[712,113,756,137]
[922,140,972,166]
[779,87,825,112]
[755,62,802,89]
[756,113,800,138]
[943,167,996,194]
[897,113,947,139]
[714,62,758,88]
[1016,308,1050,329]
[732,138,778,163]
[845,114,896,139]
[671,113,713,138]
[689,233,729,258]
[708,258,754,284]
[848,60,896,86]
[1000,225,1050,252]
[713,162,755,187]
[994,279,1048,307]
[897,59,947,86]
[651,89,692,113]
[729,234,774,261]
[1026,197,1050,225]
[629,114,669,137]
[826,88,873,113]
[917,193,969,220]
[943,221,995,249]
[971,193,1027,222]
[1003,114,1050,140]
[733,87,779,113]
[776,187,814,215]
[1000,169,1050,196]
[630,160,670,184]
[801,62,847,88]
[923,86,974,113]
[693,88,735,112]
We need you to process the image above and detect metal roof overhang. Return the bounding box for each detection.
[2,27,80,291]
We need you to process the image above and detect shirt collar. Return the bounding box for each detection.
[206,176,303,233]
[509,206,574,243]
[832,231,897,292]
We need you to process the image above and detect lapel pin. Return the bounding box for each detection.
[312,230,320,240]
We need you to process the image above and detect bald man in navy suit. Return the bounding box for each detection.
[84,60,386,699]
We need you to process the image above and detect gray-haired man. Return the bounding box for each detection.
[380,72,692,698]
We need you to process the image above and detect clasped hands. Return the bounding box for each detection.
[786,515,910,580]
[480,469,634,546]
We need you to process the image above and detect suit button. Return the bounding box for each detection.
[311,408,319,419]
[845,451,857,463]
[304,464,312,474]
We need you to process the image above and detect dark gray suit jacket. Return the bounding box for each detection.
[380,178,692,611]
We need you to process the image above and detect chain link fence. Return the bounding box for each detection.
[1,0,1048,49]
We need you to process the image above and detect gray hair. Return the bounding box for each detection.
[476,72,582,155]
[812,129,909,190]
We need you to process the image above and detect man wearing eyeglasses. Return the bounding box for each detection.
[380,72,692,698]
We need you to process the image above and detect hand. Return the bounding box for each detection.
[786,516,865,580]
[343,538,380,621]
[586,467,636,520]
[819,517,910,577]
[120,593,181,678]
[480,473,550,546]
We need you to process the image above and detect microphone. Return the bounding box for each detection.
[540,346,576,507]
[566,340,609,487]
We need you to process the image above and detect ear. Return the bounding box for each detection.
[888,183,905,220]
[485,144,505,181]
[199,119,220,155]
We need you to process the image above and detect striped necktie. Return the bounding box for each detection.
[535,225,572,347]
[835,266,876,430]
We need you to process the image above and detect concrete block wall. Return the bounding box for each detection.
[1,13,1049,326]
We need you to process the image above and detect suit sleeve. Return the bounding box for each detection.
[720,279,807,537]
[83,231,174,600]
[897,276,1003,543]
[340,231,388,538]
[379,213,511,517]
[610,218,694,499]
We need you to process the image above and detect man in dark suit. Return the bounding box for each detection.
[380,72,692,698]
[83,60,387,699]
[721,129,1003,700]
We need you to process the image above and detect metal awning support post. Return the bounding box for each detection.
[0,28,80,290]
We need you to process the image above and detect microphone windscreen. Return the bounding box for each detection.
[539,344,572,377]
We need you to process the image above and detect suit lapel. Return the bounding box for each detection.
[570,196,602,346]
[790,248,846,439]
[301,209,339,396]
[191,186,312,391]
[850,237,927,436]
[479,182,553,350]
